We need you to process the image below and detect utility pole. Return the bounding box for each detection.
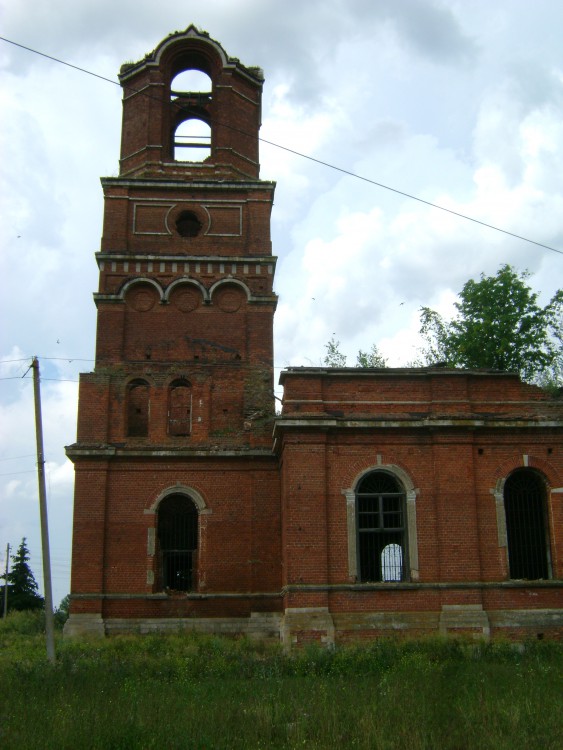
[32,357,56,663]
[2,543,9,617]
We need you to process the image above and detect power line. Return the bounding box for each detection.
[0,470,37,477]
[0,36,121,88]
[34,357,95,362]
[41,378,79,383]
[0,453,37,462]
[1,35,562,258]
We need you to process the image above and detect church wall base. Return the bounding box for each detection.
[63,608,563,643]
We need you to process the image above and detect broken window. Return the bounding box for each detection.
[176,210,202,237]
[504,469,550,580]
[168,379,192,436]
[356,472,407,582]
[126,379,150,437]
[157,494,198,591]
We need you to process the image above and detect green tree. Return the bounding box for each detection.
[323,338,389,368]
[1,538,44,613]
[323,336,347,367]
[356,344,388,368]
[418,265,563,383]
[54,594,70,627]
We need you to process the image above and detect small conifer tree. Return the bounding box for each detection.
[1,538,44,613]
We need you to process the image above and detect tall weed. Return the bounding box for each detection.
[0,630,561,749]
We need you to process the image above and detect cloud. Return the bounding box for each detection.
[2,0,563,603]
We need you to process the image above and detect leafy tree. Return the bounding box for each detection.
[357,344,388,368]
[0,538,44,614]
[323,336,347,367]
[54,594,70,627]
[418,265,563,383]
[323,338,388,368]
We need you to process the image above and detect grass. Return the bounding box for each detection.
[0,612,561,749]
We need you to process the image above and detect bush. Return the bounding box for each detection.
[0,608,45,636]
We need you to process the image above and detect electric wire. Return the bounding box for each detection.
[1,35,562,257]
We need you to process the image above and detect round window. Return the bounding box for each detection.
[176,210,202,237]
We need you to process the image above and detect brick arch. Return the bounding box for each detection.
[124,374,155,388]
[209,278,251,301]
[349,462,417,495]
[164,278,208,303]
[493,455,562,495]
[147,484,208,514]
[154,27,230,78]
[119,277,164,301]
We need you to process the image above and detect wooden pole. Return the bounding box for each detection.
[32,357,56,663]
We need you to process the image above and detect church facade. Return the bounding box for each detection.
[65,27,563,644]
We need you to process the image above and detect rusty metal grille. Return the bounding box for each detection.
[504,470,550,580]
[157,494,198,591]
[357,472,406,582]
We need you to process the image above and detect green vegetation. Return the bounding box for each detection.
[0,538,44,614]
[323,337,388,368]
[1,611,561,749]
[322,266,563,387]
[419,265,562,383]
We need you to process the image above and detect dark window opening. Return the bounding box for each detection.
[168,380,192,436]
[126,379,149,437]
[504,470,550,580]
[157,494,198,591]
[176,211,202,238]
[356,472,406,582]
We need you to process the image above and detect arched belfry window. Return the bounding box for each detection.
[126,379,149,437]
[171,69,212,162]
[504,469,550,580]
[171,69,212,100]
[168,379,192,436]
[174,118,211,161]
[157,494,198,591]
[356,471,407,582]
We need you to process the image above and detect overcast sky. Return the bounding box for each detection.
[1,0,563,605]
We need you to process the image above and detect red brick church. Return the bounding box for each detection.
[65,27,563,643]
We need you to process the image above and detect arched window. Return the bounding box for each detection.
[126,379,149,437]
[504,470,550,579]
[174,118,211,161]
[168,380,192,436]
[171,69,212,99]
[356,471,407,582]
[170,68,212,162]
[157,494,198,591]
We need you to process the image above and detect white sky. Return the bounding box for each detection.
[1,0,562,605]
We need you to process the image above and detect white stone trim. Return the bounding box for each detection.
[343,463,419,582]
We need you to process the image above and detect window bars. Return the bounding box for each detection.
[504,470,550,580]
[356,472,406,582]
[157,495,198,591]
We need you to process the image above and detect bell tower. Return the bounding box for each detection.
[94,25,277,444]
[66,28,281,637]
